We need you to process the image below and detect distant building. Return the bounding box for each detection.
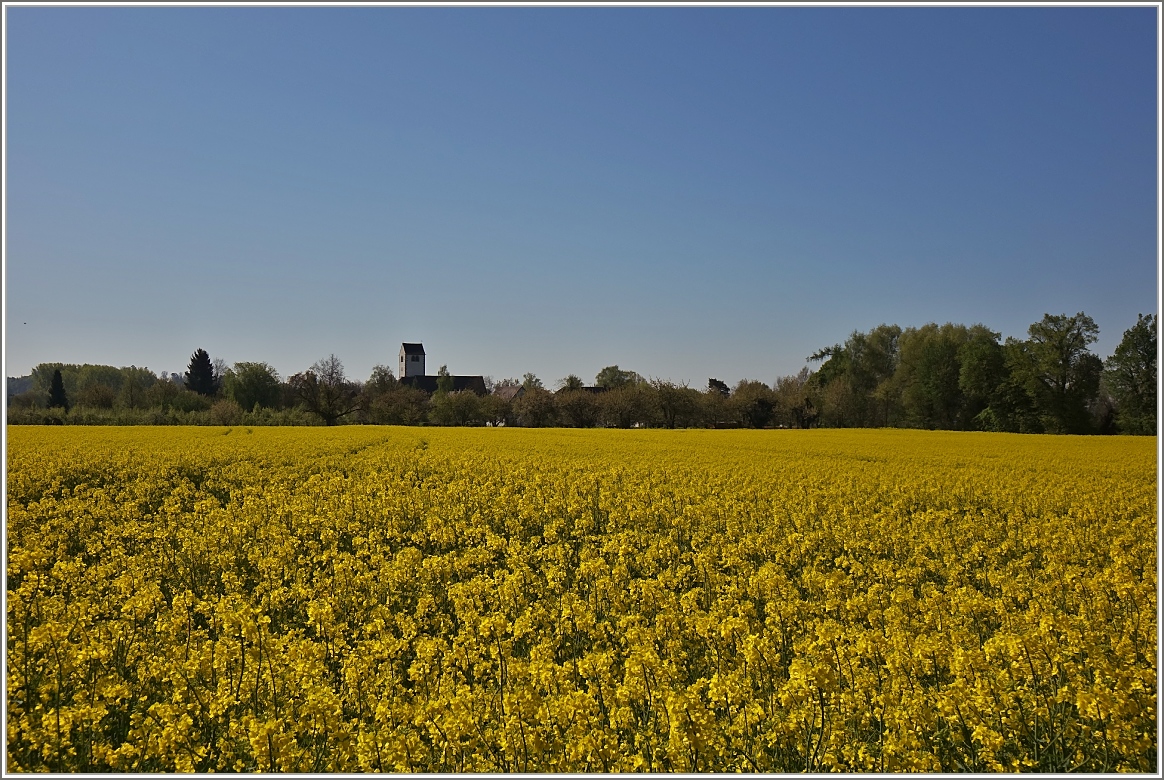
[401,375,489,396]
[396,343,488,396]
[493,385,525,403]
[399,343,425,378]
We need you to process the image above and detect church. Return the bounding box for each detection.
[397,343,488,396]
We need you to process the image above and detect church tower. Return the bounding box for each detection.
[399,343,425,378]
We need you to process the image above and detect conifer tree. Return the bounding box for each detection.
[185,348,218,396]
[47,369,69,411]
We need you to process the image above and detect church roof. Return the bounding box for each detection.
[400,343,426,355]
[400,375,488,396]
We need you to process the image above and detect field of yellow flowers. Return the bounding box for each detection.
[6,426,1157,772]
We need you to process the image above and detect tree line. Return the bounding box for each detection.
[7,312,1156,434]
[804,312,1155,435]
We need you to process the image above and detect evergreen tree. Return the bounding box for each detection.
[47,369,69,411]
[185,349,218,396]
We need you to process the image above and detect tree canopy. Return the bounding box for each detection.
[288,355,361,426]
[1105,313,1157,435]
[223,362,282,412]
[1013,313,1102,434]
[595,365,644,390]
[185,349,218,397]
[47,369,69,411]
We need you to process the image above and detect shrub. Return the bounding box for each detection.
[209,399,245,426]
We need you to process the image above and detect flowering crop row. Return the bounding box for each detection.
[6,426,1157,771]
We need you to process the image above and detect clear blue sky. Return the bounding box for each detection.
[4,6,1159,388]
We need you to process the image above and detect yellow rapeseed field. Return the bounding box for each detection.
[5,426,1157,772]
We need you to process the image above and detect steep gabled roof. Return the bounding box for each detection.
[494,385,525,402]
[400,343,426,355]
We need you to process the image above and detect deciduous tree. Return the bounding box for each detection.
[145,378,181,410]
[436,365,454,395]
[651,380,701,429]
[728,380,777,428]
[556,389,600,428]
[77,384,117,409]
[958,325,1006,426]
[289,355,361,425]
[701,385,729,427]
[558,374,585,391]
[896,324,970,430]
[598,384,652,428]
[513,387,557,427]
[595,365,644,390]
[223,362,282,412]
[367,385,429,425]
[808,325,900,427]
[1105,313,1156,435]
[117,371,150,409]
[480,393,514,427]
[1013,313,1102,434]
[366,365,399,395]
[773,368,815,428]
[430,389,485,426]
